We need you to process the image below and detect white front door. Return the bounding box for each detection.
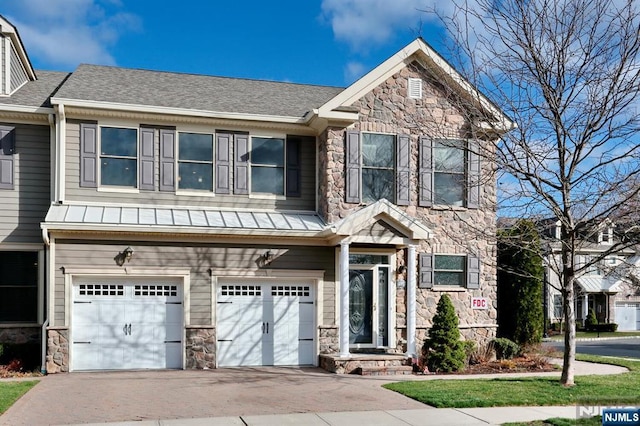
[72,278,183,371]
[216,282,315,367]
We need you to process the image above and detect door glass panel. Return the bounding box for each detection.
[377,266,389,347]
[349,270,373,344]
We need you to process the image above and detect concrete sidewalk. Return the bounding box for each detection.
[62,406,587,426]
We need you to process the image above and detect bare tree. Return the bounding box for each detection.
[428,0,640,386]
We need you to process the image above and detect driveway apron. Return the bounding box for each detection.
[0,367,428,425]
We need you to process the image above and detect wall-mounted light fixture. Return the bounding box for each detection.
[396,265,407,288]
[115,246,134,267]
[256,249,274,268]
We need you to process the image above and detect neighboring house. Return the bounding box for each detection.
[540,219,640,331]
[0,15,512,373]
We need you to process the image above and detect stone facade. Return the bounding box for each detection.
[46,327,69,373]
[319,325,339,354]
[185,326,216,369]
[317,61,499,350]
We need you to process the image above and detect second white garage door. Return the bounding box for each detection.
[615,303,640,331]
[216,282,315,367]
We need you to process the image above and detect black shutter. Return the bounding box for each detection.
[286,136,301,197]
[418,136,432,207]
[419,253,433,289]
[79,123,97,188]
[396,134,410,205]
[159,129,175,192]
[0,126,15,189]
[234,133,249,195]
[345,130,361,203]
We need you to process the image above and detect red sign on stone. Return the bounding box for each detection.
[471,297,488,310]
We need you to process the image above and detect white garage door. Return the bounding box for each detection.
[615,303,640,331]
[72,278,183,371]
[217,282,315,367]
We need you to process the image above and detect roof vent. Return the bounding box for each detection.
[408,78,422,99]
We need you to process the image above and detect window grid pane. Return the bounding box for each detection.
[101,158,137,187]
[362,169,394,203]
[362,133,394,167]
[252,137,284,166]
[179,133,213,161]
[434,255,465,287]
[251,166,284,194]
[178,162,213,190]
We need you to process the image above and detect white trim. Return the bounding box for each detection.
[0,17,36,81]
[4,37,10,96]
[51,98,309,125]
[96,187,140,194]
[339,241,350,357]
[56,104,66,202]
[209,268,324,279]
[37,250,44,324]
[48,237,56,327]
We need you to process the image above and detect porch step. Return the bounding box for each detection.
[355,365,414,376]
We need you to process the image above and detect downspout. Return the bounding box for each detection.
[41,228,50,374]
[54,104,66,203]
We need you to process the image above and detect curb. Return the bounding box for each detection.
[543,335,640,343]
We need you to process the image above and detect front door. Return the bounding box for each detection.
[348,256,391,348]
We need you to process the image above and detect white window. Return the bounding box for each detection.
[178,132,213,191]
[361,133,395,203]
[100,127,137,187]
[251,137,285,195]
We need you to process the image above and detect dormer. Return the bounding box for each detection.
[0,15,36,96]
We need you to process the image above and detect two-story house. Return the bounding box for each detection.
[541,219,640,331]
[0,15,511,373]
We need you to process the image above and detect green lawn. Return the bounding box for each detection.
[383,356,640,408]
[0,381,39,414]
[504,417,601,426]
[546,331,640,341]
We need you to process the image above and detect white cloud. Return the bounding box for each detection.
[5,0,140,69]
[321,0,447,48]
[344,61,367,82]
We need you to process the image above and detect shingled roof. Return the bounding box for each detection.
[0,70,69,108]
[52,64,345,118]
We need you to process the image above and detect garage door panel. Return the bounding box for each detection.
[72,279,183,371]
[217,282,315,367]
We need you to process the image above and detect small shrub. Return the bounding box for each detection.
[469,341,495,365]
[426,294,466,373]
[591,323,618,332]
[462,340,477,365]
[585,308,598,330]
[493,337,520,360]
[498,359,517,370]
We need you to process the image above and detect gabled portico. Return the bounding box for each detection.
[320,200,432,373]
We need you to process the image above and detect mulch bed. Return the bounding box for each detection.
[460,355,558,375]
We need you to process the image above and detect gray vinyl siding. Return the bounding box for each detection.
[9,44,28,93]
[53,241,335,326]
[65,121,316,210]
[0,123,50,243]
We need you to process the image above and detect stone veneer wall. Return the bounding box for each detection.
[46,327,69,373]
[185,326,215,369]
[318,61,498,348]
[319,325,339,354]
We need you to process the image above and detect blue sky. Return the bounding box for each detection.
[1,0,449,87]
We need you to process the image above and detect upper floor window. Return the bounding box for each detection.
[80,123,304,197]
[361,133,395,203]
[433,255,466,286]
[345,131,409,205]
[251,137,285,195]
[178,132,213,191]
[419,137,480,209]
[100,127,137,187]
[433,139,465,206]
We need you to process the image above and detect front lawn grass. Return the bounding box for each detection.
[383,355,640,408]
[546,331,640,341]
[504,416,601,426]
[0,381,39,414]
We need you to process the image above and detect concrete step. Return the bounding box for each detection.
[355,365,414,376]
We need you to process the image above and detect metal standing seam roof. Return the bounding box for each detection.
[52,64,345,117]
[576,276,619,293]
[43,204,326,233]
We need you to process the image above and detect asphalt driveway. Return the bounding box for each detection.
[0,367,428,425]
